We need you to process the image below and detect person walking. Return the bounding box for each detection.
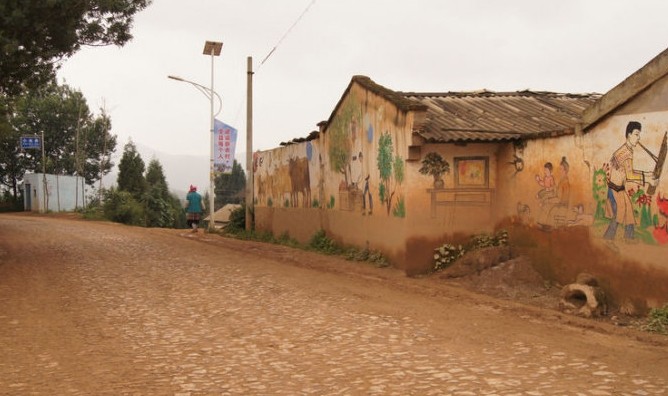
[185,185,205,232]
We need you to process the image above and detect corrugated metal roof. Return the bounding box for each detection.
[403,90,601,143]
[277,76,602,146]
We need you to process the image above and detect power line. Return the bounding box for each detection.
[259,0,317,68]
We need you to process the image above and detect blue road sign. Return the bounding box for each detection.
[20,136,41,150]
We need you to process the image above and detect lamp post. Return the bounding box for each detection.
[168,40,222,232]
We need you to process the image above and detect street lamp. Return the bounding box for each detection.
[167,75,222,116]
[167,39,223,232]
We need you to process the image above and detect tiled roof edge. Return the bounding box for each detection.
[351,75,427,112]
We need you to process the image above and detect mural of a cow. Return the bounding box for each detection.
[289,157,311,208]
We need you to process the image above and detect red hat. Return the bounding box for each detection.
[189,185,197,192]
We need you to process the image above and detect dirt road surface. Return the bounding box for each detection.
[1,213,667,395]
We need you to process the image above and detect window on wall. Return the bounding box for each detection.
[454,156,489,188]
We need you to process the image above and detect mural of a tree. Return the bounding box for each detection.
[393,156,406,217]
[419,152,450,188]
[328,98,359,187]
[592,167,608,220]
[377,131,404,216]
[394,156,405,185]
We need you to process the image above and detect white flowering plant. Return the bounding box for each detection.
[433,230,509,272]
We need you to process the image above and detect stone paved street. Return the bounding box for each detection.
[1,213,667,395]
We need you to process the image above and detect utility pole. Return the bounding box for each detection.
[99,106,109,202]
[41,131,47,212]
[245,56,254,231]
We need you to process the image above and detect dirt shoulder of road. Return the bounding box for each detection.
[18,212,668,347]
[175,226,668,348]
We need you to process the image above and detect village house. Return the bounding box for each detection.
[253,48,668,313]
[23,173,90,213]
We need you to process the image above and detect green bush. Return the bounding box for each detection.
[102,188,145,226]
[308,230,389,266]
[469,229,509,250]
[643,304,668,334]
[345,247,389,267]
[433,243,465,272]
[308,229,341,255]
[80,205,106,221]
[433,229,509,272]
[221,226,389,267]
[170,195,187,229]
[276,231,300,248]
[0,192,23,212]
[223,205,247,234]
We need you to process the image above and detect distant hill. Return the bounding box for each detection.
[102,143,245,199]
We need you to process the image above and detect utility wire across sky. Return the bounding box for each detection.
[259,0,317,69]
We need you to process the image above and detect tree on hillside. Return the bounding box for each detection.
[145,158,169,195]
[215,160,246,206]
[0,0,152,96]
[117,141,146,200]
[100,156,186,229]
[0,94,29,197]
[81,112,117,185]
[0,83,116,196]
[144,158,185,228]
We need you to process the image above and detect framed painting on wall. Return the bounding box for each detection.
[454,156,489,188]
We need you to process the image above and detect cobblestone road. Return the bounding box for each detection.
[0,214,667,395]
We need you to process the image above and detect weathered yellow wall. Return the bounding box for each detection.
[405,143,499,230]
[253,81,415,269]
[253,75,668,310]
[254,82,516,273]
[402,143,501,273]
[501,74,668,310]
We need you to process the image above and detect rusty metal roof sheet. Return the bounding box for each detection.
[403,90,601,143]
[279,76,602,146]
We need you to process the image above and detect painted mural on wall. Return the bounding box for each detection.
[419,149,496,220]
[377,131,405,217]
[534,157,572,229]
[254,143,315,209]
[418,152,450,189]
[326,93,406,218]
[253,88,407,218]
[327,92,367,212]
[516,154,584,229]
[516,116,668,250]
[597,120,667,249]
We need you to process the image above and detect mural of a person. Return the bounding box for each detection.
[351,151,363,189]
[318,154,325,208]
[555,157,571,206]
[537,157,571,229]
[362,174,373,215]
[535,162,555,205]
[603,121,658,244]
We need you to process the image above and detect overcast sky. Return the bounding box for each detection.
[57,0,668,165]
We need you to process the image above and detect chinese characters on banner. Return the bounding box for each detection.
[213,119,237,174]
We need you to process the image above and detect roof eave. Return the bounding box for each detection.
[582,47,668,131]
[321,76,427,135]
